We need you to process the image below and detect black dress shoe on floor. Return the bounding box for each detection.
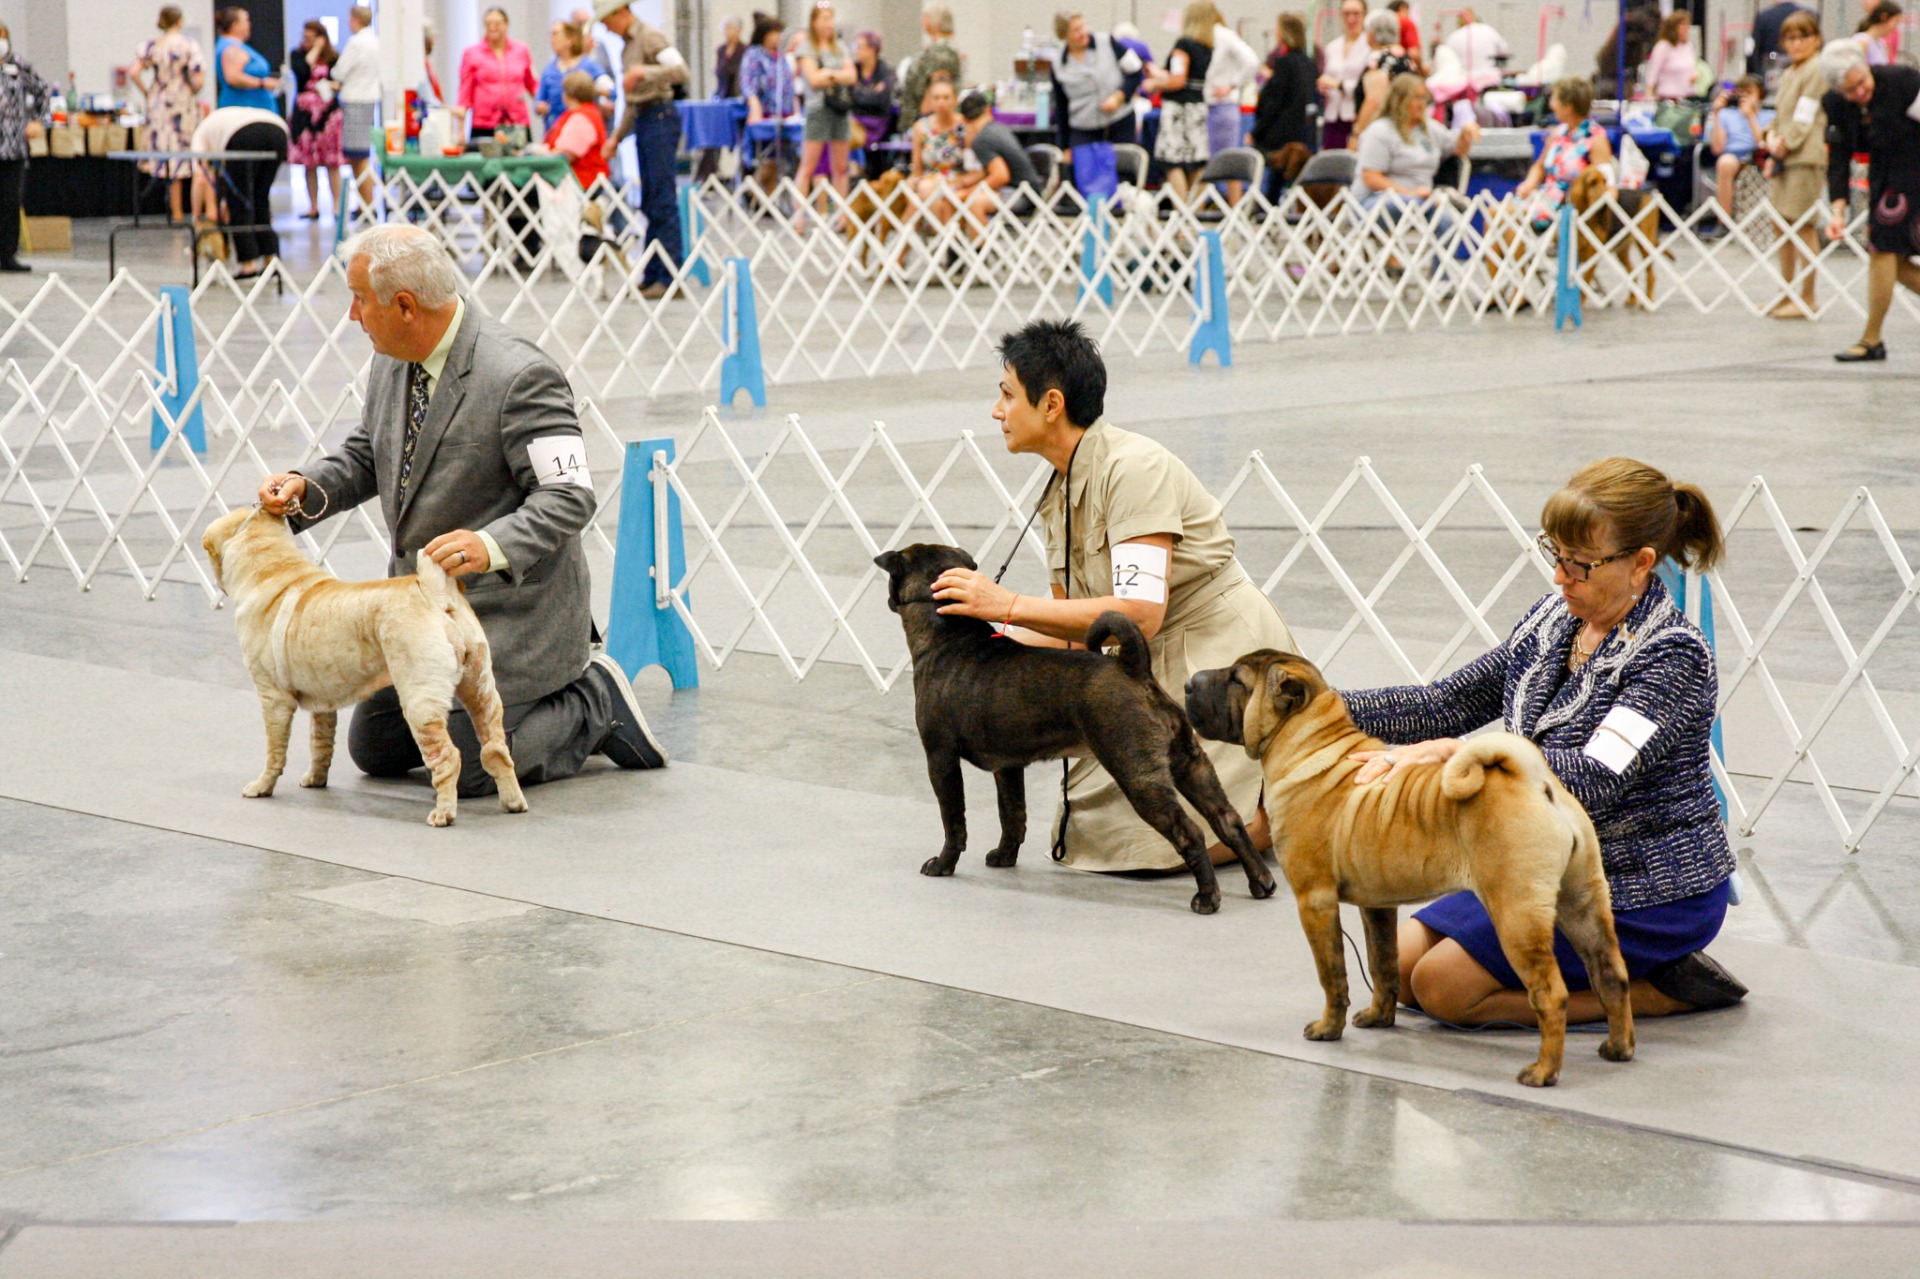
[0,259,30,273]
[1835,341,1887,363]
[1645,951,1748,1010]
[585,652,668,769]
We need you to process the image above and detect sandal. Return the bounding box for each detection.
[1835,341,1887,362]
[1768,300,1809,319]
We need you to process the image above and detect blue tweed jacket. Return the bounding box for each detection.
[1341,576,1735,912]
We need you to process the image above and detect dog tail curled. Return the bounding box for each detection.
[1085,610,1153,682]
[414,550,461,617]
[1441,732,1551,801]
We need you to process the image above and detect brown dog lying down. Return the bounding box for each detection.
[1185,649,1634,1087]
[201,507,528,827]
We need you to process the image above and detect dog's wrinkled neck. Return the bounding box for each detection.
[898,594,993,656]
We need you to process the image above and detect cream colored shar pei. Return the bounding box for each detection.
[201,507,528,826]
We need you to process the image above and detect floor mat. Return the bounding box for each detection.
[3,651,1912,1183]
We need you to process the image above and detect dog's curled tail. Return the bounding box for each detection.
[1441,732,1550,801]
[414,550,465,616]
[1085,610,1153,682]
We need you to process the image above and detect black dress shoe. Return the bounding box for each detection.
[1835,341,1887,363]
[0,258,30,273]
[585,652,668,769]
[1645,951,1748,1010]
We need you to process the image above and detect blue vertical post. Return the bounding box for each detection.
[605,437,700,689]
[1078,202,1113,308]
[1659,562,1726,821]
[150,285,207,455]
[719,255,767,409]
[1554,203,1583,330]
[677,182,713,288]
[1188,229,1232,367]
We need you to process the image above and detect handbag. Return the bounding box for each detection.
[823,83,853,113]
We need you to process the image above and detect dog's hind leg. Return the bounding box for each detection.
[1556,843,1635,1065]
[1487,896,1569,1087]
[1102,762,1225,914]
[1351,906,1400,1029]
[404,714,462,827]
[244,688,298,798]
[921,747,967,877]
[1168,728,1276,900]
[301,709,337,788]
[456,650,527,815]
[984,766,1025,868]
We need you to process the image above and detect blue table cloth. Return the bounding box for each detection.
[682,98,748,150]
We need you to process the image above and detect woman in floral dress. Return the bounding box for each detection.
[131,5,205,222]
[288,20,344,220]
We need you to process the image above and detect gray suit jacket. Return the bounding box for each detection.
[293,307,598,706]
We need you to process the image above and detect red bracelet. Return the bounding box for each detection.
[1004,593,1018,627]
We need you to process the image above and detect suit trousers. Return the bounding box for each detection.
[0,160,25,263]
[347,666,614,798]
[632,101,682,287]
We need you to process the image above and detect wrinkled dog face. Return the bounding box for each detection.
[1186,650,1328,755]
[201,507,258,592]
[873,543,977,612]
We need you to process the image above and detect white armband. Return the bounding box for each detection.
[657,46,687,71]
[1582,705,1658,775]
[1793,95,1819,126]
[1119,49,1144,75]
[1111,541,1169,604]
[525,435,594,490]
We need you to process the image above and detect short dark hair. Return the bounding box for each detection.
[958,90,990,120]
[997,319,1106,427]
[214,5,247,34]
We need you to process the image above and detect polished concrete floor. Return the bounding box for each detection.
[4,200,1920,1275]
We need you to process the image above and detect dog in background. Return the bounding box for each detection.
[1568,169,1660,307]
[1186,649,1634,1086]
[201,507,528,827]
[844,168,912,271]
[578,202,634,302]
[876,542,1276,914]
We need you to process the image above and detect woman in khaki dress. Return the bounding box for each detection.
[932,320,1297,874]
[1763,11,1827,318]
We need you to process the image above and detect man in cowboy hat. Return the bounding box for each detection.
[596,0,688,299]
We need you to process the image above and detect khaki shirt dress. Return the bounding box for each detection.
[1039,419,1297,871]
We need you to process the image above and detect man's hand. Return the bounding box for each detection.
[1100,91,1125,113]
[932,565,1015,622]
[624,64,649,92]
[259,473,306,515]
[601,137,618,159]
[1828,200,1850,241]
[424,529,491,577]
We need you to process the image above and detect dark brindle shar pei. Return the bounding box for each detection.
[875,543,1276,914]
[1185,648,1635,1086]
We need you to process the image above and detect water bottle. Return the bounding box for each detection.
[1021,27,1034,60]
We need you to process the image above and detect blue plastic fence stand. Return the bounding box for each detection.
[677,181,713,288]
[605,437,700,689]
[1658,561,1726,821]
[150,284,207,454]
[1554,202,1583,331]
[718,255,767,409]
[1188,228,1232,367]
[1078,201,1114,308]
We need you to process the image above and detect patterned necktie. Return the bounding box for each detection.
[399,363,429,495]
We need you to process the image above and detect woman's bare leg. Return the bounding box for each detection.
[1205,803,1270,866]
[1408,936,1691,1024]
[304,165,320,215]
[1715,153,1742,217]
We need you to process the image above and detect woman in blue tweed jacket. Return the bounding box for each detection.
[1342,458,1745,1027]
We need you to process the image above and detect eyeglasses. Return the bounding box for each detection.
[1536,533,1633,581]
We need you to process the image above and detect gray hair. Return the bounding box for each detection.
[340,225,463,308]
[349,4,372,27]
[1820,36,1869,89]
[1365,8,1401,45]
[923,3,954,35]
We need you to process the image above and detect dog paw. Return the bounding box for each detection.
[499,795,529,814]
[298,771,328,789]
[241,778,277,798]
[1351,1006,1396,1029]
[1516,1062,1561,1088]
[1249,874,1277,899]
[1189,890,1222,915]
[984,849,1019,868]
[1598,1039,1635,1063]
[428,808,456,828]
[1303,1018,1345,1042]
[920,857,956,877]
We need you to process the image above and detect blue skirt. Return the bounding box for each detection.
[1413,878,1731,992]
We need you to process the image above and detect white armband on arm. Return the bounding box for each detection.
[525,435,594,490]
[1119,49,1144,75]
[1582,705,1659,774]
[657,46,687,71]
[1110,541,1170,604]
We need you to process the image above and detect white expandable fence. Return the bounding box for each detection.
[5,370,1920,862]
[5,171,1917,427]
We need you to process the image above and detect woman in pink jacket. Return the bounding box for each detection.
[459,7,537,138]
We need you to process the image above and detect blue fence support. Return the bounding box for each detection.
[1077,202,1114,308]
[1554,203,1583,330]
[605,437,700,689]
[718,255,767,409]
[1189,229,1232,367]
[677,182,713,288]
[1657,562,1725,821]
[150,284,207,454]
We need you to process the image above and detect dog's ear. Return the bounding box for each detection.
[874,550,906,610]
[1265,663,1310,720]
[953,546,977,572]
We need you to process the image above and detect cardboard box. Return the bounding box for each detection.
[103,124,131,153]
[48,126,82,158]
[84,124,110,156]
[26,130,48,157]
[22,216,72,255]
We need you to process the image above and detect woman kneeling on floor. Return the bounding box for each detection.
[1340,459,1747,1026]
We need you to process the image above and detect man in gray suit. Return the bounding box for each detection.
[258,223,665,795]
